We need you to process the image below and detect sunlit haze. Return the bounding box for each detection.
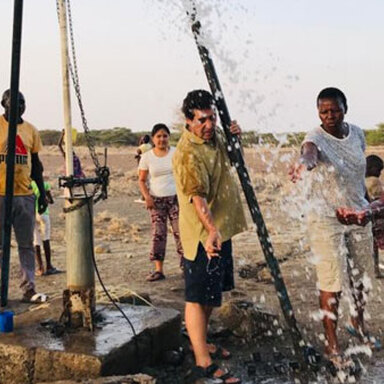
[0,0,383,134]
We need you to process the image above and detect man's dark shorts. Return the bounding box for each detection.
[183,240,234,307]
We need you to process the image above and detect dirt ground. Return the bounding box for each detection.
[5,145,384,383]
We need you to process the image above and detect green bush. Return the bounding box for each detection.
[365,124,384,146]
[41,124,384,149]
[39,130,62,145]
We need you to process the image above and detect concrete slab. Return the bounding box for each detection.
[0,298,181,384]
[36,374,156,384]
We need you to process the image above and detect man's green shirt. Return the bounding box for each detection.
[173,128,247,261]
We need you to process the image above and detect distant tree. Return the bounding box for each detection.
[170,107,185,133]
[286,132,305,147]
[38,126,310,149]
[365,124,384,146]
[76,127,139,147]
[40,130,62,145]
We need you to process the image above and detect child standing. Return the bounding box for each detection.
[135,134,152,164]
[135,135,152,203]
[32,180,59,276]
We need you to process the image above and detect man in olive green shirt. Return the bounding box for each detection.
[173,90,246,382]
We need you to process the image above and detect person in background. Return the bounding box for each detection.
[58,129,85,178]
[365,155,384,201]
[32,177,60,276]
[365,154,384,278]
[135,134,152,203]
[138,124,184,281]
[135,134,152,164]
[0,89,48,303]
[290,87,379,369]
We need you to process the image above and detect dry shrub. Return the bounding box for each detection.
[253,173,283,194]
[112,168,125,177]
[95,210,112,224]
[95,242,111,254]
[94,228,104,237]
[108,178,139,197]
[108,217,129,235]
[129,223,142,242]
[125,169,138,181]
[130,223,141,235]
[41,145,61,155]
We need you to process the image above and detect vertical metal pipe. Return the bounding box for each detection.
[66,198,95,290]
[1,0,24,307]
[58,0,95,328]
[58,0,74,176]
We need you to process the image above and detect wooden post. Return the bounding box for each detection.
[58,0,73,176]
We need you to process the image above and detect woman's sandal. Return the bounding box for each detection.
[345,324,382,351]
[325,353,353,371]
[146,271,165,282]
[187,363,241,384]
[325,353,362,379]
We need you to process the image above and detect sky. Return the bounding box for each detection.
[0,0,384,135]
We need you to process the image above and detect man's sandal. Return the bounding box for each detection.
[187,363,241,384]
[345,325,382,351]
[209,344,232,360]
[187,343,232,360]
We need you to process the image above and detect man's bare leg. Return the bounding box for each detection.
[186,302,211,367]
[201,306,230,357]
[186,302,239,383]
[320,290,341,355]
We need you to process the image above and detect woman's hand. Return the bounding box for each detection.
[336,207,371,226]
[289,143,319,182]
[289,163,305,183]
[145,195,155,210]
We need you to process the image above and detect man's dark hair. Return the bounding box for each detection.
[182,90,214,120]
[1,89,25,109]
[366,155,384,176]
[151,123,170,137]
[317,87,348,113]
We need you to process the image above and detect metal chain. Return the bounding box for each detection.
[65,0,101,170]
[55,0,101,170]
[56,0,110,210]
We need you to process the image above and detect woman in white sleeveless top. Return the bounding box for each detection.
[138,124,184,281]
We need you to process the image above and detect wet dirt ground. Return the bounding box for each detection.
[4,145,384,383]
